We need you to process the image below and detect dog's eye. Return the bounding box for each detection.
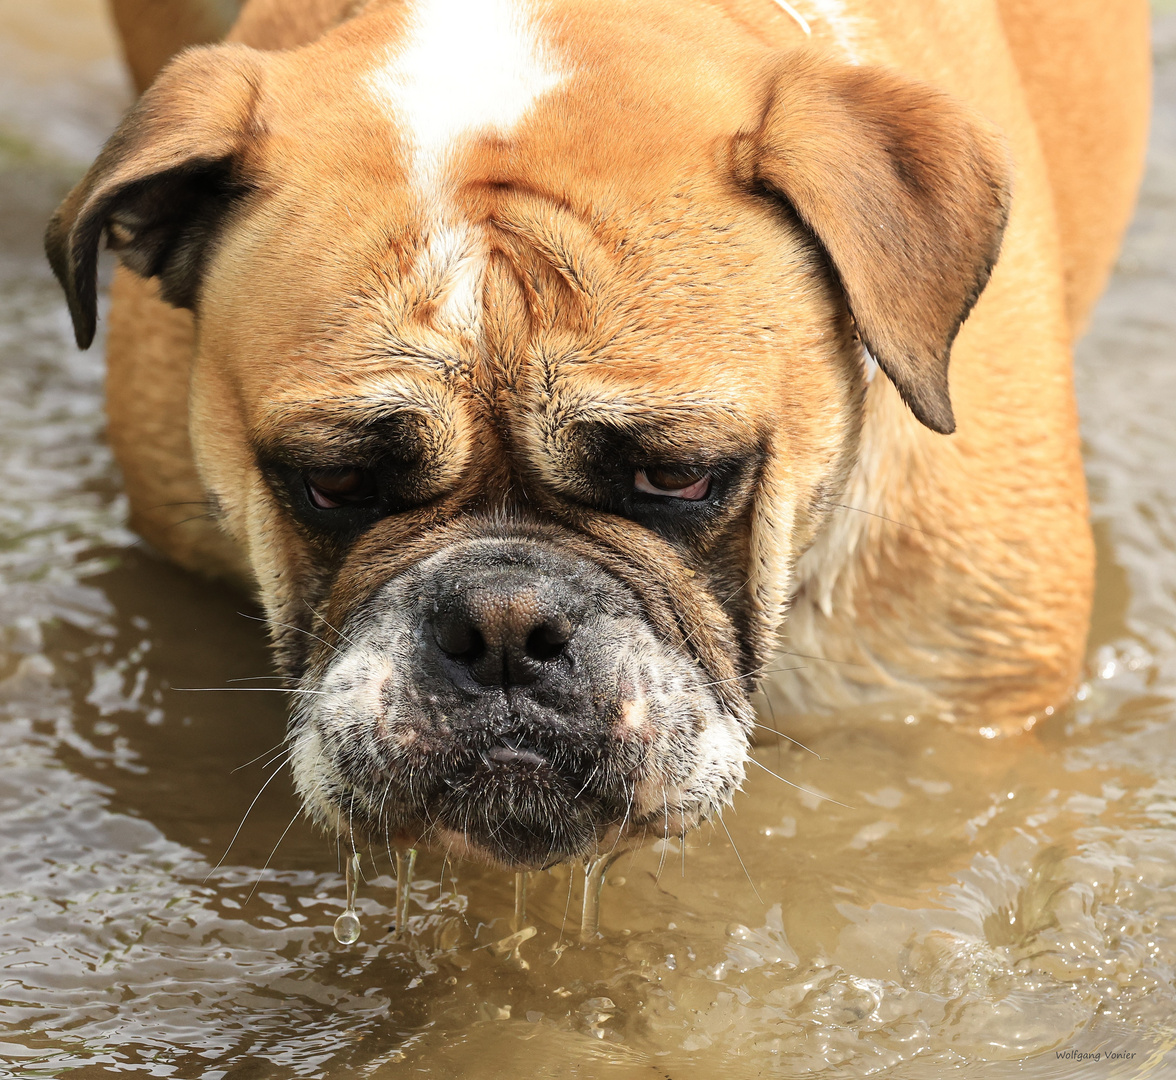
[634,466,712,501]
[305,467,378,509]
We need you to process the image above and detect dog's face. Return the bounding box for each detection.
[46,2,1009,866]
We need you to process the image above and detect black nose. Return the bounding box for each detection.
[430,569,579,687]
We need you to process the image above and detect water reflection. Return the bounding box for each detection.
[1,2,1175,1077]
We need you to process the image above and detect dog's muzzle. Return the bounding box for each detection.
[288,536,749,867]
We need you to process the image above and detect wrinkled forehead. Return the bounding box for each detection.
[244,340,768,469]
[206,0,784,429]
[219,189,777,425]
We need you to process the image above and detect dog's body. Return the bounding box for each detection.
[48,0,1148,864]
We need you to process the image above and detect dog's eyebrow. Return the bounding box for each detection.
[252,412,422,465]
[572,416,757,460]
[251,375,467,462]
[523,388,762,460]
[250,398,441,464]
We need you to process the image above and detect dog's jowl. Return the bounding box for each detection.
[45,0,1149,865]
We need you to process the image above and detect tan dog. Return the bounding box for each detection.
[46,0,1148,866]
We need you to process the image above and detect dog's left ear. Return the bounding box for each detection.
[733,53,1012,434]
[45,44,268,350]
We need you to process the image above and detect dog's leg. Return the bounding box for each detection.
[99,3,252,585]
[105,271,253,587]
[996,0,1151,337]
[107,0,244,92]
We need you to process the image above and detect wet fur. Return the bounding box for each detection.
[47,0,1149,864]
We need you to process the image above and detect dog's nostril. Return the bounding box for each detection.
[525,616,572,662]
[433,613,485,661]
[426,571,583,688]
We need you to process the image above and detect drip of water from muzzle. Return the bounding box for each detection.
[580,851,624,942]
[394,848,417,939]
[333,852,362,945]
[487,871,536,966]
[513,871,528,931]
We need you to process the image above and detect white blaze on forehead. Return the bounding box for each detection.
[367,0,566,192]
[797,0,865,62]
[366,0,566,336]
[418,218,486,332]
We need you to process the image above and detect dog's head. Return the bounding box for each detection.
[46,3,1009,867]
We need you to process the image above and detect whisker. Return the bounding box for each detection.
[232,738,291,774]
[225,675,299,685]
[746,756,854,809]
[717,813,763,906]
[237,610,344,658]
[762,686,783,771]
[165,512,217,529]
[377,778,396,869]
[678,576,752,652]
[687,664,807,694]
[245,807,303,905]
[206,750,294,880]
[655,787,670,883]
[260,744,295,774]
[573,762,600,800]
[775,647,867,669]
[171,686,330,695]
[304,599,360,649]
[832,502,946,542]
[606,793,634,858]
[752,721,822,759]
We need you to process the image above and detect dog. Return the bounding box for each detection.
[45,0,1149,867]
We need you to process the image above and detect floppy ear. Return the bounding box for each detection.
[45,44,267,350]
[733,53,1012,434]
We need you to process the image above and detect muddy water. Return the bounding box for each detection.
[2,2,1175,1077]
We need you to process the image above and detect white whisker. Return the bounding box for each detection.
[717,813,763,906]
[304,599,360,649]
[752,721,822,759]
[206,750,295,881]
[246,807,303,905]
[172,686,329,695]
[746,756,853,809]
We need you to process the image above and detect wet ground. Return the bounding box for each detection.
[1,2,1175,1077]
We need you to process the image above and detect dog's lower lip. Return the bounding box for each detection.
[484,745,548,767]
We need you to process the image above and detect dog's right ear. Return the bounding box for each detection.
[732,53,1012,434]
[45,44,268,350]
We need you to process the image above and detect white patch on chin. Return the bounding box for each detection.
[367,0,566,193]
[289,724,341,833]
[290,645,403,834]
[632,713,748,826]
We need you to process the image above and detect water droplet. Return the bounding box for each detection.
[513,871,528,931]
[394,847,417,939]
[333,910,361,945]
[333,851,362,945]
[580,849,625,942]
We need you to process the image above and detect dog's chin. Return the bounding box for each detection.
[294,734,642,869]
[293,738,742,871]
[430,756,613,868]
[285,533,755,867]
[288,705,746,870]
